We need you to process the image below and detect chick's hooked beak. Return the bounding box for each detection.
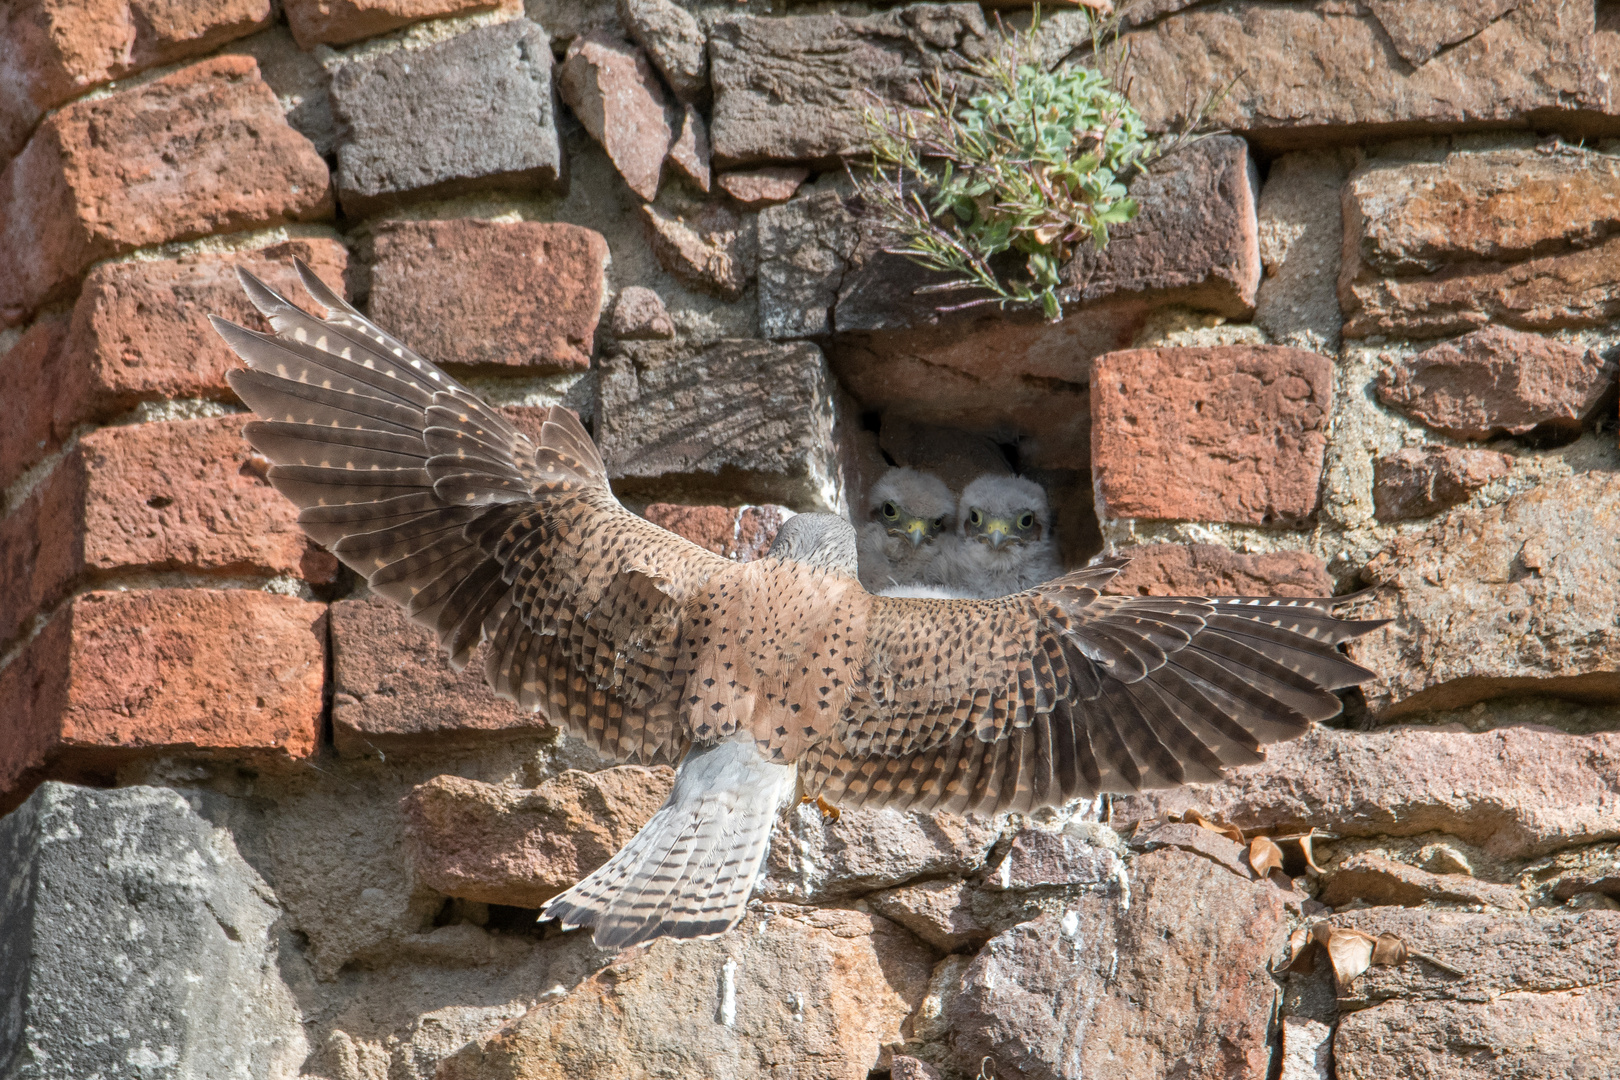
[982,519,1013,549]
[902,518,930,546]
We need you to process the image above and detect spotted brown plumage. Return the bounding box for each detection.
[212,261,1386,949]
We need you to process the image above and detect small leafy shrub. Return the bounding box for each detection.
[856,12,1154,321]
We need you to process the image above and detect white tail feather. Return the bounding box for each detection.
[542,736,796,949]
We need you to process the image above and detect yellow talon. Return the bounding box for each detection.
[800,793,840,821]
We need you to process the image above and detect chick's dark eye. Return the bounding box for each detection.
[1018,513,1035,529]
[934,517,945,530]
[881,502,898,519]
[969,509,982,526]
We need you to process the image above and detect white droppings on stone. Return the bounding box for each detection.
[719,958,738,1027]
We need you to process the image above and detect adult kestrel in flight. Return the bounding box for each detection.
[212,262,1383,949]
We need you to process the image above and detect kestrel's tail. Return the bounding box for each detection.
[543,736,796,949]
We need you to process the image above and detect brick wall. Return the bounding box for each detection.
[1,2,1618,1078]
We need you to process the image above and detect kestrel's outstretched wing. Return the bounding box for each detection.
[802,571,1382,815]
[211,261,733,767]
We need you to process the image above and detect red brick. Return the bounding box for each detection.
[557,33,673,202]
[0,0,274,162]
[1104,543,1332,598]
[330,597,547,757]
[0,313,71,493]
[367,220,607,374]
[1091,346,1333,526]
[0,589,325,809]
[0,55,333,326]
[62,238,351,415]
[642,502,789,561]
[0,416,332,649]
[718,166,808,207]
[0,239,360,495]
[283,0,517,49]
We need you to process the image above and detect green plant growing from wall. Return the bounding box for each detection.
[856,11,1155,322]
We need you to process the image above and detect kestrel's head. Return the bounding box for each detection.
[959,475,1050,551]
[768,512,859,575]
[867,468,955,549]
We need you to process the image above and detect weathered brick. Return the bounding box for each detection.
[0,55,332,326]
[0,314,71,494]
[0,0,274,162]
[1118,2,1619,150]
[557,33,673,202]
[1372,446,1512,523]
[595,339,849,511]
[0,240,349,499]
[284,0,518,49]
[366,220,606,373]
[1351,471,1620,715]
[0,589,325,809]
[401,768,673,906]
[1376,326,1616,440]
[329,19,564,216]
[642,503,789,561]
[708,5,987,167]
[1342,149,1620,338]
[329,597,546,758]
[1103,543,1332,598]
[1091,346,1334,526]
[0,416,331,649]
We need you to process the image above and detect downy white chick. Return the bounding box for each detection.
[942,474,1064,598]
[856,468,956,592]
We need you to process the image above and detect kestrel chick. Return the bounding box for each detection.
[857,467,956,592]
[947,474,1065,598]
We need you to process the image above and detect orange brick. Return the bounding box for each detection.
[0,0,274,162]
[0,313,71,493]
[0,589,325,809]
[283,0,516,49]
[0,416,335,648]
[0,55,332,325]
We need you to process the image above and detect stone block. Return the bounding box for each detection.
[1254,149,1355,354]
[757,189,860,340]
[983,824,1125,891]
[1091,346,1334,525]
[401,767,673,906]
[0,416,333,649]
[557,32,672,201]
[944,847,1288,1080]
[759,800,999,903]
[330,19,564,216]
[867,879,992,952]
[437,907,934,1080]
[1104,543,1333,598]
[609,285,675,340]
[0,590,325,809]
[1111,724,1620,859]
[621,0,706,104]
[1351,472,1620,714]
[0,0,274,162]
[594,338,848,511]
[0,55,333,325]
[641,202,755,301]
[708,4,987,167]
[1376,326,1616,441]
[718,166,807,207]
[0,782,305,1078]
[641,502,789,561]
[665,102,711,191]
[1342,149,1620,338]
[285,0,517,48]
[1118,2,1620,151]
[1319,852,1527,911]
[329,597,547,757]
[225,25,339,156]
[1372,446,1512,523]
[366,219,606,373]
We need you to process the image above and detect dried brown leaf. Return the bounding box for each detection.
[1297,830,1325,875]
[1371,932,1408,967]
[1279,925,1315,973]
[1314,924,1376,985]
[1249,836,1285,878]
[1178,808,1244,844]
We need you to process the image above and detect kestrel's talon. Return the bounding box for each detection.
[815,794,840,821]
